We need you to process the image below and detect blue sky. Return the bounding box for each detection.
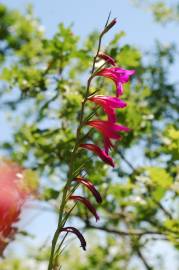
[1,1,179,268]
[1,0,179,46]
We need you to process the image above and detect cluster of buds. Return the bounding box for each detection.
[62,53,135,251]
[0,159,37,255]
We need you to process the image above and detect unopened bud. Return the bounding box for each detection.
[98,52,116,66]
[102,18,117,35]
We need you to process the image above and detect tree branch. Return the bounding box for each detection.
[118,150,138,173]
[137,248,153,270]
[85,223,164,237]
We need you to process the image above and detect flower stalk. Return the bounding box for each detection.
[47,18,115,270]
[47,16,135,270]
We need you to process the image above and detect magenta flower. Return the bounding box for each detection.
[98,52,116,66]
[96,67,135,96]
[103,136,115,154]
[80,143,114,167]
[70,195,100,222]
[73,177,102,203]
[87,120,130,154]
[88,120,130,138]
[88,95,127,122]
[61,227,86,250]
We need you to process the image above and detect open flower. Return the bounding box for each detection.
[73,177,102,203]
[69,195,100,222]
[87,120,130,153]
[61,227,86,251]
[88,95,127,122]
[87,120,130,138]
[80,143,115,167]
[96,67,135,96]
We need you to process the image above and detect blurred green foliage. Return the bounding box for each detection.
[131,0,179,24]
[0,2,178,270]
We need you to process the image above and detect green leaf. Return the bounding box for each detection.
[146,167,172,188]
[43,188,59,200]
[22,169,39,192]
[116,45,141,67]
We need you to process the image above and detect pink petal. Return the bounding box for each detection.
[88,95,127,121]
[104,107,116,122]
[116,82,123,96]
[97,96,127,108]
[96,67,135,96]
[103,136,114,154]
[87,120,130,139]
[80,143,115,167]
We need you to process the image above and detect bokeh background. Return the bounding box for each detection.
[0,1,179,269]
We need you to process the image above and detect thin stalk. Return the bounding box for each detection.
[54,232,68,266]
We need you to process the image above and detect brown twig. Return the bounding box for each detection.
[136,248,153,270]
[85,223,164,237]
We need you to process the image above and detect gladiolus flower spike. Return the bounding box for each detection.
[46,19,136,266]
[69,195,100,222]
[96,67,135,97]
[73,177,102,203]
